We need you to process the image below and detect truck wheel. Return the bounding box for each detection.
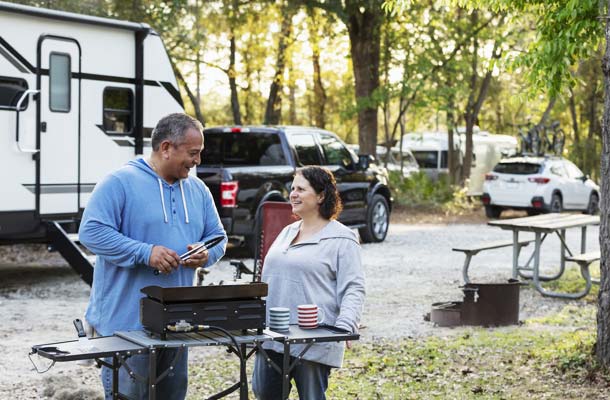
[485,205,502,219]
[359,194,389,243]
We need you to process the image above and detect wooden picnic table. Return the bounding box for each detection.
[488,213,600,299]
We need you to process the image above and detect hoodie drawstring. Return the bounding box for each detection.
[157,178,169,223]
[157,178,190,224]
[180,180,190,224]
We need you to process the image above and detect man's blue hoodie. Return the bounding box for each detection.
[80,158,227,336]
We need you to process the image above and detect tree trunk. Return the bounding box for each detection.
[229,32,242,125]
[398,97,406,183]
[308,8,326,128]
[264,7,293,125]
[288,65,297,125]
[462,13,502,182]
[446,80,458,185]
[173,63,205,125]
[596,0,610,367]
[347,8,381,156]
[568,87,580,145]
[537,97,556,126]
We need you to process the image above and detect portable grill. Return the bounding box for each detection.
[140,283,268,339]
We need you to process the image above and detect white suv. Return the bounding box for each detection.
[481,156,600,218]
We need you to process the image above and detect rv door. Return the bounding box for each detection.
[37,36,80,216]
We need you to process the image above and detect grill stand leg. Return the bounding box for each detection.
[113,355,119,400]
[240,344,248,400]
[282,341,290,400]
[149,348,157,400]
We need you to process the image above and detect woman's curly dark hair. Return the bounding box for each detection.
[296,166,343,220]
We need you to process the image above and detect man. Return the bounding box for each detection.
[80,113,227,399]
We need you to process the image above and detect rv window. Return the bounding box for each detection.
[0,76,28,110]
[49,53,71,112]
[412,151,439,169]
[103,88,133,134]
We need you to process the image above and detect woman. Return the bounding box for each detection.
[252,166,366,400]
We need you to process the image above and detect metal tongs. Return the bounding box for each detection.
[179,236,225,261]
[154,236,225,275]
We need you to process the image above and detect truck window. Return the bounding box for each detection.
[0,76,28,110]
[103,87,133,134]
[201,131,287,166]
[49,52,70,112]
[319,134,353,167]
[290,134,322,165]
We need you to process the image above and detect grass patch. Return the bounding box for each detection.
[529,263,600,304]
[330,306,606,399]
[187,304,609,399]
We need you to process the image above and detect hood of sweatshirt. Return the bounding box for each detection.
[283,219,359,248]
[129,158,192,224]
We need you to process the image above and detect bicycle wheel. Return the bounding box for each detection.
[553,128,565,155]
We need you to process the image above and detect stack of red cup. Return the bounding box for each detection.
[298,304,322,329]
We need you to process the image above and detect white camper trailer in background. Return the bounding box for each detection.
[401,132,462,180]
[402,130,518,195]
[0,2,184,284]
[464,131,518,196]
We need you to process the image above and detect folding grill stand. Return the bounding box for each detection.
[31,326,358,400]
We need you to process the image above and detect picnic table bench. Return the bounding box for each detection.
[453,239,534,284]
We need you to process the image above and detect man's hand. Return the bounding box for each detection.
[149,245,181,274]
[181,244,209,269]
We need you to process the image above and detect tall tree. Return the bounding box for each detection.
[307,6,328,128]
[300,0,385,155]
[264,2,295,125]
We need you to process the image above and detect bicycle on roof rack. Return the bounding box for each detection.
[512,120,565,156]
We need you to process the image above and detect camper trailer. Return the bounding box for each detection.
[402,130,518,195]
[0,2,184,284]
[401,132,462,180]
[464,131,518,196]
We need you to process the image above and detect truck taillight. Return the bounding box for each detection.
[222,127,250,133]
[220,181,239,207]
[484,173,498,181]
[528,177,550,184]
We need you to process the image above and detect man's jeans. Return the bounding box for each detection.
[101,348,188,400]
[252,349,331,400]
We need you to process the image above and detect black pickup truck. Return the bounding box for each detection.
[197,126,392,252]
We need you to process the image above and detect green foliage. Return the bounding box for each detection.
[389,171,476,213]
[455,0,604,98]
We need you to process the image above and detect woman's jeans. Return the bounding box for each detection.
[252,349,331,400]
[101,347,188,400]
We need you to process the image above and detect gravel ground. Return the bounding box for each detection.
[0,221,599,399]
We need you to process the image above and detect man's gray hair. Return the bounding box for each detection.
[151,113,203,151]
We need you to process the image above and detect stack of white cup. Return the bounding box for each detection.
[268,307,290,332]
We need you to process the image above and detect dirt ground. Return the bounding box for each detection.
[0,208,594,399]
